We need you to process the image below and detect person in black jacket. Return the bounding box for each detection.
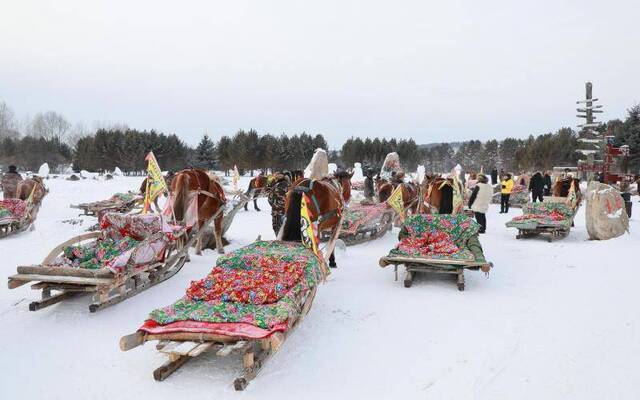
[543,171,552,196]
[529,171,545,202]
[490,167,498,185]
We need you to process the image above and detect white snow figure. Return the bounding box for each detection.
[113,167,123,176]
[37,163,50,177]
[416,165,425,184]
[379,152,402,180]
[304,149,329,180]
[328,163,337,175]
[351,162,364,183]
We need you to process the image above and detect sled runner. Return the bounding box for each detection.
[8,213,193,312]
[379,214,492,291]
[0,197,42,238]
[71,192,142,218]
[506,200,579,242]
[321,202,395,245]
[119,240,331,391]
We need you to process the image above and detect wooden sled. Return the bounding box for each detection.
[70,193,141,217]
[120,215,341,390]
[120,286,317,391]
[321,209,393,246]
[508,200,579,243]
[6,210,226,312]
[379,214,491,291]
[8,230,191,312]
[0,201,42,239]
[379,255,491,291]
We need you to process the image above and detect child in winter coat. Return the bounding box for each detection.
[468,173,493,233]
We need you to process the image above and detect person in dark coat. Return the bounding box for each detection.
[490,167,498,185]
[543,171,552,196]
[1,165,23,199]
[529,171,545,202]
[363,167,375,201]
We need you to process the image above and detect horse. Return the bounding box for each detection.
[281,177,344,267]
[16,176,47,203]
[376,175,419,214]
[244,174,269,211]
[553,177,581,203]
[419,175,460,214]
[331,169,354,204]
[170,168,227,254]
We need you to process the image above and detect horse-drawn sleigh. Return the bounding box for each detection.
[0,177,47,238]
[7,168,247,312]
[379,214,492,291]
[119,156,344,391]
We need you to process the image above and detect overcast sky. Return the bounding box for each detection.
[2,0,639,148]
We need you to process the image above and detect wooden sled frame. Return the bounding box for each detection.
[6,204,233,312]
[8,228,192,312]
[70,194,142,217]
[321,208,394,246]
[379,256,492,291]
[120,286,317,391]
[511,200,579,243]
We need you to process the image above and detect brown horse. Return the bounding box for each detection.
[331,170,354,204]
[16,176,47,203]
[170,168,227,254]
[376,176,419,214]
[244,174,269,211]
[282,177,344,267]
[419,175,459,214]
[553,177,581,203]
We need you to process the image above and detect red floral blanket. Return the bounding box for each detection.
[0,199,27,225]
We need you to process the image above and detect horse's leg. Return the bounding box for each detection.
[214,213,225,254]
[253,198,260,211]
[329,251,337,268]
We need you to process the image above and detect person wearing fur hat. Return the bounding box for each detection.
[468,173,492,233]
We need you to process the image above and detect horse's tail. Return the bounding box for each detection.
[281,189,302,242]
[245,178,254,197]
[173,173,188,222]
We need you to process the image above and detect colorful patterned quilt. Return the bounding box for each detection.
[506,202,575,230]
[492,184,529,205]
[341,203,391,234]
[145,241,323,336]
[0,199,27,225]
[51,213,183,274]
[387,214,483,262]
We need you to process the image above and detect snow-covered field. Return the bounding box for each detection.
[1,176,638,399]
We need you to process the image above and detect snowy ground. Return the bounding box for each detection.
[1,176,638,399]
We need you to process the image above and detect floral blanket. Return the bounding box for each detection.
[387,214,481,262]
[341,203,391,234]
[147,241,323,332]
[0,199,27,225]
[51,213,183,274]
[506,202,575,230]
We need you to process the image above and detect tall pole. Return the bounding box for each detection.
[576,81,604,181]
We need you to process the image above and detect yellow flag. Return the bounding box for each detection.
[386,184,405,222]
[300,193,321,259]
[566,181,577,208]
[143,151,168,213]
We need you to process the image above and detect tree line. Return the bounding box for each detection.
[1,99,639,175]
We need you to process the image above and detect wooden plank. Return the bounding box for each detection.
[188,342,213,357]
[8,274,113,286]
[8,278,29,289]
[159,341,200,356]
[217,341,248,357]
[120,332,145,351]
[17,264,113,279]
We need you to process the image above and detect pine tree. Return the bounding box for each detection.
[194,134,215,169]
